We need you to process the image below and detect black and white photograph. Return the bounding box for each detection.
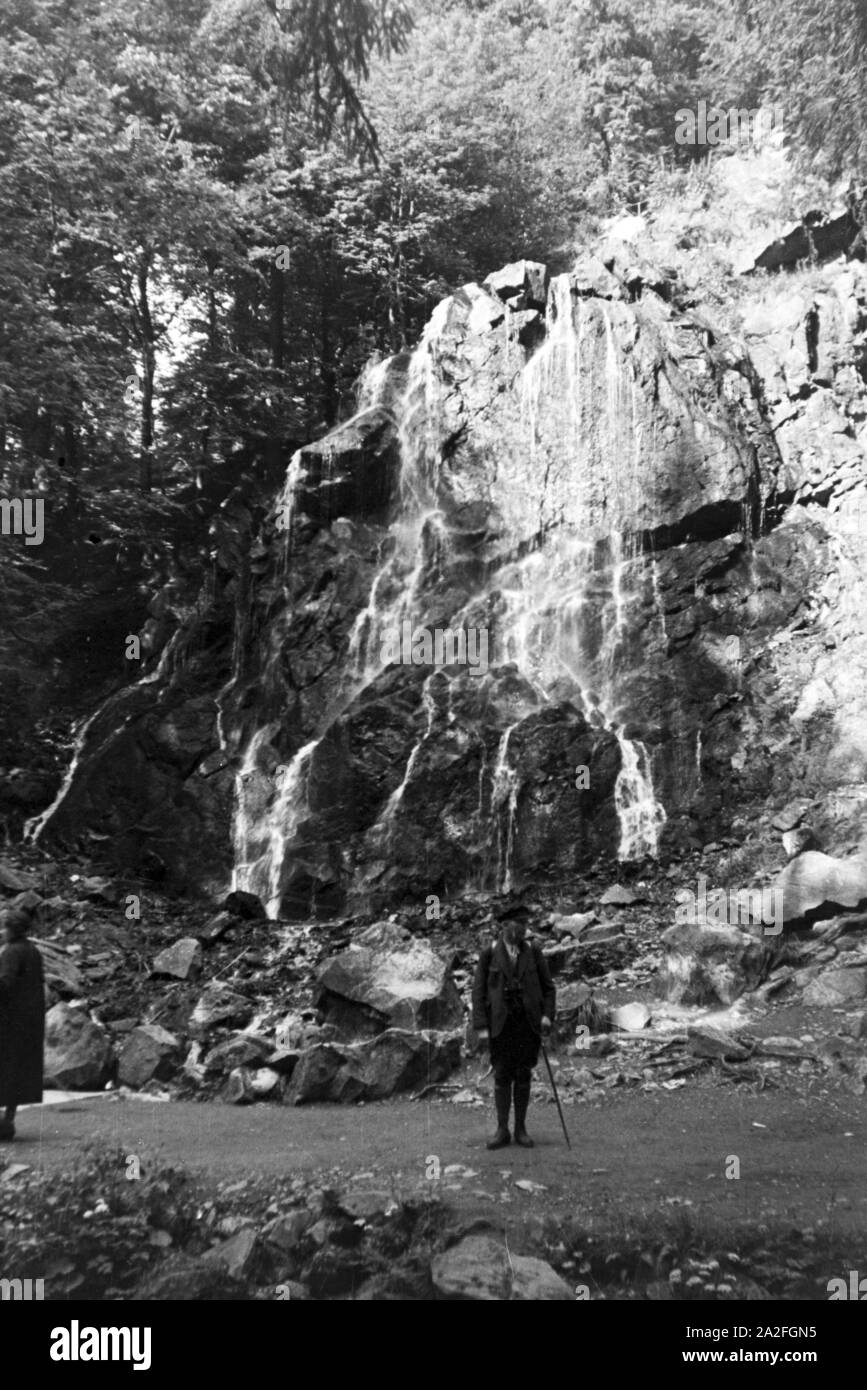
[0,0,866,1348]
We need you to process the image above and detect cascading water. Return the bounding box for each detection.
[230,302,453,915]
[230,267,669,912]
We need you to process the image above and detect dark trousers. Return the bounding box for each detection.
[489,1009,540,1086]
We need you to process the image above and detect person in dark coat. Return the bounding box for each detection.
[0,906,45,1140]
[472,919,555,1149]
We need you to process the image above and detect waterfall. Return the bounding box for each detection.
[490,725,520,892]
[232,735,319,920]
[230,267,668,910]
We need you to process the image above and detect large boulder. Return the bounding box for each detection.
[189,983,254,1037]
[44,1003,115,1089]
[118,1024,182,1088]
[287,1029,460,1104]
[774,852,867,922]
[313,926,462,1038]
[431,1235,572,1301]
[658,923,775,1005]
[204,1033,273,1074]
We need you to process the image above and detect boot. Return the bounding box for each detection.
[486,1083,512,1149]
[513,1075,534,1147]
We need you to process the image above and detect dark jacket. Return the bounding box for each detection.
[472,937,555,1039]
[0,939,45,1106]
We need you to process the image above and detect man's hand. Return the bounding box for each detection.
[477,1028,490,1041]
[541,1016,552,1036]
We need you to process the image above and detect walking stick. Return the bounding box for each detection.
[540,1039,571,1148]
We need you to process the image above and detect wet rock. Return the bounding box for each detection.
[222,890,266,920]
[204,1033,273,1074]
[222,1066,256,1104]
[118,1024,182,1088]
[775,852,867,922]
[659,923,774,1005]
[314,934,462,1038]
[687,1023,750,1061]
[190,983,254,1036]
[44,1002,115,1089]
[803,968,867,1006]
[151,938,202,980]
[431,1235,571,1301]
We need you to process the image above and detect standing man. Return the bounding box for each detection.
[0,905,45,1140]
[472,917,555,1149]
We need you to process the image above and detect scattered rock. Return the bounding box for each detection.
[118,1024,181,1089]
[0,861,39,894]
[600,885,640,906]
[754,1036,815,1059]
[772,800,812,832]
[151,938,203,981]
[204,1033,273,1074]
[659,923,775,1005]
[222,1066,256,1105]
[44,1003,115,1090]
[198,911,236,945]
[552,910,596,938]
[32,939,84,999]
[803,968,867,1006]
[431,1235,571,1301]
[190,983,254,1036]
[249,1067,282,1098]
[611,1002,651,1032]
[288,1030,460,1104]
[201,1228,259,1280]
[775,852,867,922]
[314,935,462,1037]
[687,1023,751,1061]
[133,1257,247,1300]
[582,921,621,944]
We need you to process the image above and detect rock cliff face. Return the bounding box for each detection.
[30,235,867,917]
